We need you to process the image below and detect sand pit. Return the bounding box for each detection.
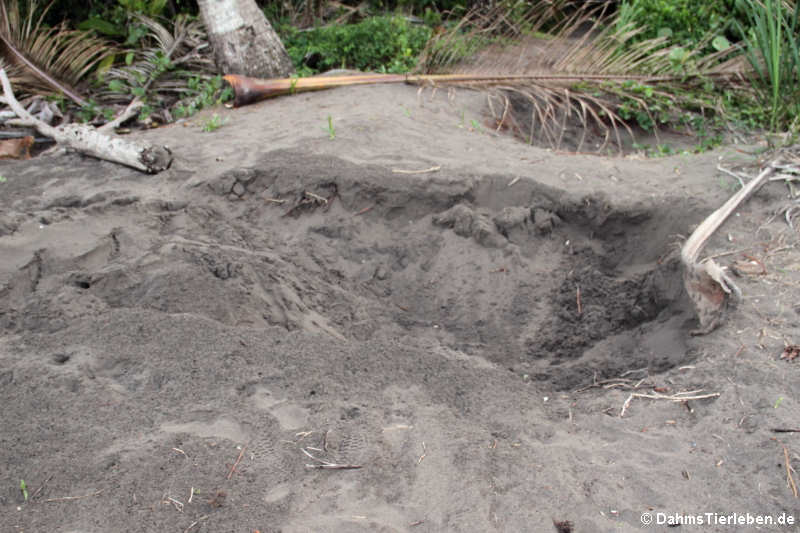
[2,84,799,532]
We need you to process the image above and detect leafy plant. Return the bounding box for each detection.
[19,479,27,502]
[76,99,115,123]
[98,14,215,122]
[282,16,432,75]
[614,0,741,49]
[201,112,226,132]
[172,75,233,119]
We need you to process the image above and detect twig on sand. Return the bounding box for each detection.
[226,444,248,480]
[780,443,799,498]
[573,374,653,394]
[354,205,374,216]
[44,489,104,503]
[183,515,209,533]
[716,164,747,188]
[163,495,184,512]
[30,474,53,501]
[417,442,427,465]
[620,390,720,418]
[304,190,328,204]
[773,428,800,433]
[300,447,362,470]
[576,286,582,315]
[391,165,441,174]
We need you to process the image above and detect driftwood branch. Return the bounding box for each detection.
[0,69,172,173]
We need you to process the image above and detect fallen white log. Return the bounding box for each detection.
[0,69,172,173]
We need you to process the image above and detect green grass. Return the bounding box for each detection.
[739,0,800,132]
[323,115,335,139]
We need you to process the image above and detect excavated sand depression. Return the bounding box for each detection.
[2,84,799,532]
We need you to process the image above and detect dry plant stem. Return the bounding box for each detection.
[619,391,720,418]
[681,163,777,334]
[99,99,144,132]
[391,165,441,174]
[782,444,799,498]
[30,474,54,501]
[300,447,362,469]
[44,489,104,503]
[226,444,247,480]
[0,69,172,173]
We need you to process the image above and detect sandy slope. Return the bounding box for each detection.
[1,84,799,532]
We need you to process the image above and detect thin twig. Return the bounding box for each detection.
[183,515,208,533]
[576,286,582,315]
[417,442,427,465]
[300,447,362,469]
[783,444,799,498]
[304,191,328,204]
[44,489,104,503]
[30,474,53,501]
[226,444,247,480]
[392,165,441,174]
[164,496,184,512]
[716,164,747,188]
[620,391,720,418]
[99,98,144,132]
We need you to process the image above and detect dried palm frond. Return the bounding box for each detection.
[0,0,113,106]
[98,14,215,110]
[226,1,747,152]
[413,1,744,151]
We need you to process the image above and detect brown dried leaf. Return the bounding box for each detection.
[0,135,32,159]
[780,345,800,361]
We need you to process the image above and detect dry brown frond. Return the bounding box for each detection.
[97,14,215,111]
[409,1,745,152]
[0,0,114,106]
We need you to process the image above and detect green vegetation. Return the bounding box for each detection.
[19,479,28,502]
[738,0,800,132]
[614,0,742,47]
[282,16,432,76]
[201,112,227,132]
[173,76,234,119]
[4,0,800,154]
[323,115,336,139]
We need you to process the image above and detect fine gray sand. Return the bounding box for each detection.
[2,83,799,532]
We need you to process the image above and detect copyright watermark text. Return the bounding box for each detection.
[640,512,795,527]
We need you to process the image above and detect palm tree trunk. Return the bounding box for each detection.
[197,0,295,78]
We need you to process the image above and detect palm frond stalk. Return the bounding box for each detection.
[225,1,745,152]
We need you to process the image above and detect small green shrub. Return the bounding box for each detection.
[282,16,432,75]
[615,0,742,48]
[172,75,234,119]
